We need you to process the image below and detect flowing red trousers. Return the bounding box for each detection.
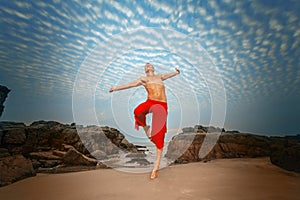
[134,99,168,150]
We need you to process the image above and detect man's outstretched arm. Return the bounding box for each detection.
[109,78,143,93]
[161,68,180,81]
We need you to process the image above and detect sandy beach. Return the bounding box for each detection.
[0,157,299,200]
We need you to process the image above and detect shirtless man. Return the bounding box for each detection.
[109,63,180,180]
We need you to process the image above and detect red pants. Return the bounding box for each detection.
[134,99,168,149]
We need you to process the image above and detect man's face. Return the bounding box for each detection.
[145,63,154,73]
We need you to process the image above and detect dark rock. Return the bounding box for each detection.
[119,138,137,152]
[0,120,140,186]
[78,126,130,155]
[0,130,3,145]
[31,159,41,169]
[134,145,147,149]
[62,146,98,166]
[22,121,89,155]
[27,151,63,168]
[39,159,62,168]
[174,159,189,164]
[166,131,271,162]
[166,128,300,173]
[270,146,300,173]
[0,155,36,187]
[166,133,200,162]
[6,145,23,155]
[284,134,300,143]
[226,130,240,133]
[0,148,10,158]
[28,151,61,160]
[3,128,26,145]
[0,85,10,117]
[270,137,300,173]
[194,125,207,133]
[0,122,26,129]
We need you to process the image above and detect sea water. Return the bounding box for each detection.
[101,141,173,173]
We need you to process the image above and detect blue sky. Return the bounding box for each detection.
[0,0,299,140]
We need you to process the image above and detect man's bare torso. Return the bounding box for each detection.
[140,75,167,102]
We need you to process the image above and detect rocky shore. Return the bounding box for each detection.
[166,125,300,173]
[1,121,299,187]
[0,121,142,186]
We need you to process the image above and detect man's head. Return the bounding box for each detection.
[145,63,154,74]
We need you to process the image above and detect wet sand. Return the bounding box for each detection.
[0,157,299,200]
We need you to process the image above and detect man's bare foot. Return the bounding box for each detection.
[143,125,151,139]
[150,169,158,180]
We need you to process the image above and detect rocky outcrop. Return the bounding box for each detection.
[0,121,139,186]
[62,144,98,166]
[269,137,300,173]
[0,85,10,117]
[0,155,35,186]
[166,125,300,173]
[166,132,271,162]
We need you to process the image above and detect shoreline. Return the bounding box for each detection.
[0,157,299,200]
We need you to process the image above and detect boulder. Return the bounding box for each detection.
[22,121,89,155]
[62,146,98,166]
[77,126,125,155]
[0,155,36,187]
[0,120,141,186]
[166,131,271,163]
[0,123,27,156]
[3,128,26,145]
[270,137,300,173]
[119,138,137,152]
[166,127,300,173]
[23,121,138,156]
[166,133,203,162]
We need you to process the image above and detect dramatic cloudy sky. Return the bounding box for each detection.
[0,0,299,140]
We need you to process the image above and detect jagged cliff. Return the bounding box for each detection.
[0,85,10,117]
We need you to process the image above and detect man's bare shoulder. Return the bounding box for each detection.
[138,76,148,84]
